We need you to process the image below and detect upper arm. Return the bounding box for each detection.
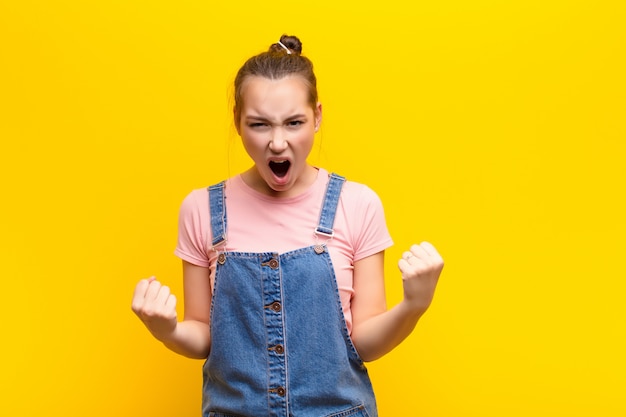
[351,251,387,329]
[182,260,212,325]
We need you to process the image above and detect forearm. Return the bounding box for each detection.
[352,242,443,362]
[157,319,211,360]
[350,300,424,362]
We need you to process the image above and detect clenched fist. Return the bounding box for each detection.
[131,277,178,341]
[397,242,444,314]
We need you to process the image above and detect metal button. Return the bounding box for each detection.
[274,344,284,354]
[314,244,325,254]
[268,258,279,269]
[217,253,226,265]
[270,301,281,312]
[276,387,286,397]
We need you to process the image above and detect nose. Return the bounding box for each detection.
[269,128,288,153]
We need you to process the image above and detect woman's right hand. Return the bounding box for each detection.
[131,277,178,341]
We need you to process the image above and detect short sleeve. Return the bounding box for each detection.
[174,189,211,267]
[347,184,393,262]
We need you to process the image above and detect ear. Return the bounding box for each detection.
[314,102,322,132]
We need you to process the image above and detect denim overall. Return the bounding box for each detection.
[203,173,378,417]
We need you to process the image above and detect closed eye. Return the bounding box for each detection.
[286,120,304,127]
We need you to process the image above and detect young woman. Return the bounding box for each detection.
[132,35,444,417]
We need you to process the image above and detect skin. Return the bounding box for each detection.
[236,75,321,198]
[131,75,444,361]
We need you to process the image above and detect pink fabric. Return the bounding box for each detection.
[174,168,393,333]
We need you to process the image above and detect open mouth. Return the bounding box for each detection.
[269,160,291,178]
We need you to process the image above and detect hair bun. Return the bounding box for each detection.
[269,34,303,55]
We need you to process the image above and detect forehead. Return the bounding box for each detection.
[240,76,312,114]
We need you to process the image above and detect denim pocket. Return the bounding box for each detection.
[326,404,370,417]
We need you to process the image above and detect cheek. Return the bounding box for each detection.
[242,130,266,145]
[241,133,264,156]
[293,131,315,153]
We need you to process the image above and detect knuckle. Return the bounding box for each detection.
[141,306,158,317]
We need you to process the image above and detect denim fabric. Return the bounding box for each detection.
[204,174,377,417]
[315,173,344,237]
[207,181,227,248]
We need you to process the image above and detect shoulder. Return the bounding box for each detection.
[340,178,384,207]
[179,176,245,216]
[179,187,209,213]
[318,169,380,202]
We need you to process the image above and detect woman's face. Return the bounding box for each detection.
[237,75,321,197]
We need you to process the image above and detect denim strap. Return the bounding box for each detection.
[315,173,346,236]
[208,181,227,247]
[208,173,345,244]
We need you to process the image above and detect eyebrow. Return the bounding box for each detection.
[244,114,308,122]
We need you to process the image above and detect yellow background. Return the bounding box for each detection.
[1,1,624,416]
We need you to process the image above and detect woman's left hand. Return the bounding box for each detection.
[398,241,444,314]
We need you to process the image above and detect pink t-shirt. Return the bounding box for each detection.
[174,168,393,333]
